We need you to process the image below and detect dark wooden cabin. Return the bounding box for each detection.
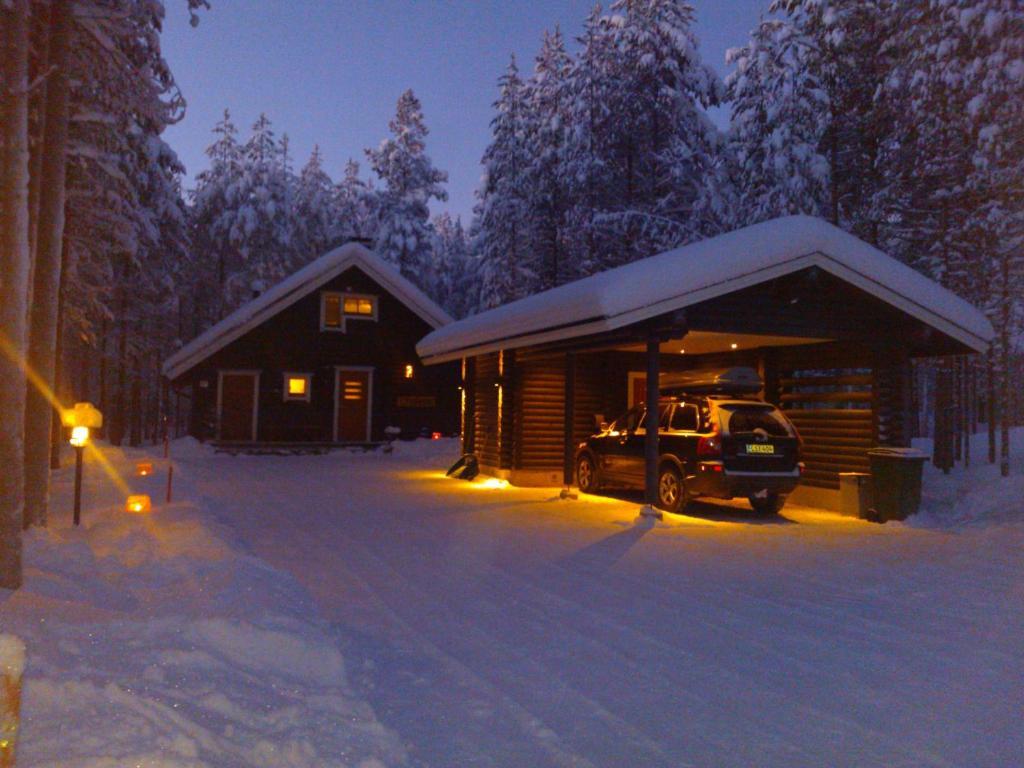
[417,216,993,510]
[164,242,460,444]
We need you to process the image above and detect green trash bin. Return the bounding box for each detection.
[867,447,928,522]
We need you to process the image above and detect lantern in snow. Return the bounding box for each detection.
[431,432,442,440]
[136,461,153,477]
[125,495,152,514]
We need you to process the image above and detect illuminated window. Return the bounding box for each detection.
[404,363,414,379]
[344,296,375,316]
[283,372,312,402]
[321,292,376,331]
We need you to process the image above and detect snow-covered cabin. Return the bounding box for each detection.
[417,216,994,509]
[163,242,459,444]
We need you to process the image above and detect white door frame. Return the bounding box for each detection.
[333,366,374,442]
[216,369,261,441]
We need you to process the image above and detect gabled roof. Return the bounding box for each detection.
[164,242,452,381]
[417,216,994,364]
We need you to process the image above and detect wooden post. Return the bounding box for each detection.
[0,634,25,768]
[642,335,661,517]
[563,352,576,487]
[462,357,475,455]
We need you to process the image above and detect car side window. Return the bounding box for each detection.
[671,404,699,432]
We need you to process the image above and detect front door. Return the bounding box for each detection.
[336,368,372,442]
[218,371,258,441]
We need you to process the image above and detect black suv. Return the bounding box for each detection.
[575,368,803,514]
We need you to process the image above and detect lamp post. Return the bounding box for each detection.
[61,402,103,527]
[68,426,88,526]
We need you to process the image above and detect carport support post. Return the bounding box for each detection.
[563,352,576,488]
[641,336,662,518]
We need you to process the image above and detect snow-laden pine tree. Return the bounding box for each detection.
[430,213,475,319]
[770,0,897,242]
[564,0,725,271]
[726,16,829,225]
[523,28,573,290]
[292,146,336,266]
[224,113,294,307]
[474,56,536,311]
[333,159,379,243]
[563,5,619,278]
[190,110,244,321]
[366,90,448,285]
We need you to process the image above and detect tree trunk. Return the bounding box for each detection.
[23,0,71,528]
[999,254,1011,477]
[0,0,33,590]
[987,350,996,463]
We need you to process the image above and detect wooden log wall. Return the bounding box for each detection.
[473,352,501,470]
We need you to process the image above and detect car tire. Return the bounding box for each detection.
[576,454,599,493]
[749,493,786,515]
[657,464,686,514]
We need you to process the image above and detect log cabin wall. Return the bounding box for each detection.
[512,350,565,471]
[473,352,501,470]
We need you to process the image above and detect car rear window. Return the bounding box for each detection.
[719,405,792,437]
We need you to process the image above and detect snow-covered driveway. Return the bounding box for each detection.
[177,440,1023,768]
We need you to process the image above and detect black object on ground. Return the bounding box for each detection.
[446,454,479,480]
[866,447,928,522]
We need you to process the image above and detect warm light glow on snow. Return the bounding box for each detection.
[477,478,509,490]
[125,495,152,514]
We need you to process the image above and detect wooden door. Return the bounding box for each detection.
[336,369,371,442]
[219,372,257,441]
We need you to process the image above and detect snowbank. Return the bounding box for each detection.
[0,444,406,767]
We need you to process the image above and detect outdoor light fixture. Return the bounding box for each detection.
[432,432,442,440]
[136,461,153,477]
[69,426,89,447]
[125,495,152,514]
[404,364,414,379]
[679,349,686,354]
[287,377,307,395]
[730,343,739,350]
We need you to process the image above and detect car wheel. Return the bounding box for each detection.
[749,493,786,515]
[657,465,686,514]
[576,454,599,493]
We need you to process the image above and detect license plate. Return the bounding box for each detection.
[745,444,775,455]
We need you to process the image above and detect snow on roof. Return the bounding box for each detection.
[164,242,452,381]
[418,216,994,364]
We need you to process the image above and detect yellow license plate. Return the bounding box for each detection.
[745,444,775,454]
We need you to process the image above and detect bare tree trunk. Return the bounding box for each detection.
[111,281,129,447]
[0,0,33,589]
[129,357,142,447]
[27,0,51,268]
[987,350,996,464]
[999,255,1011,477]
[23,0,71,528]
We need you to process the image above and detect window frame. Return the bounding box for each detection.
[282,372,313,403]
[319,291,379,332]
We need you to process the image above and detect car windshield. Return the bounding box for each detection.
[718,404,792,437]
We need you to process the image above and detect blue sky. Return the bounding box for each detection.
[162,0,766,222]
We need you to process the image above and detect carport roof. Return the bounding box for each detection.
[417,216,994,364]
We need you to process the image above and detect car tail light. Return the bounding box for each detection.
[697,429,721,458]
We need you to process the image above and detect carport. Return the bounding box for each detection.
[417,216,994,511]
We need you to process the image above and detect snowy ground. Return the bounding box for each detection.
[2,432,1022,767]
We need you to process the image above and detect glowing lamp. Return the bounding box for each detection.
[431,432,442,440]
[69,426,90,447]
[136,461,153,477]
[404,364,414,379]
[287,377,307,396]
[125,494,152,514]
[61,401,103,429]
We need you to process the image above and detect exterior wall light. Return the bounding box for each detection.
[404,364,414,379]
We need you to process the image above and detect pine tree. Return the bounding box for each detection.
[524,28,573,289]
[431,213,474,318]
[474,57,536,310]
[366,90,448,284]
[726,16,829,225]
[333,158,379,243]
[292,146,336,265]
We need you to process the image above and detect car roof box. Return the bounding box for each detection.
[659,366,763,395]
